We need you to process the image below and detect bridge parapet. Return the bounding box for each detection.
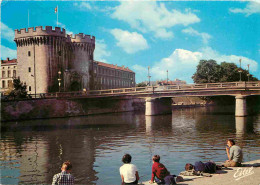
[2,81,260,101]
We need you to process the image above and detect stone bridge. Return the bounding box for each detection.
[32,81,260,117]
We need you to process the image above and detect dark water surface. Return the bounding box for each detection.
[1,106,260,184]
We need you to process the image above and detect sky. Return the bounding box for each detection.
[1,0,260,83]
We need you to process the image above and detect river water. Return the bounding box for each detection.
[1,106,260,184]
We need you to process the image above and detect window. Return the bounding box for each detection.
[8,70,11,78]
[29,86,31,91]
[2,71,5,78]
[8,80,12,88]
[13,70,16,78]
[28,67,31,72]
[28,51,31,56]
[2,81,5,88]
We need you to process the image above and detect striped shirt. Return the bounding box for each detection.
[52,171,74,185]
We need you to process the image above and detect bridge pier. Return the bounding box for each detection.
[235,95,247,117]
[145,97,172,116]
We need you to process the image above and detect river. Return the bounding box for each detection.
[1,106,260,184]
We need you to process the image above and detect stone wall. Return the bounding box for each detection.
[1,98,145,122]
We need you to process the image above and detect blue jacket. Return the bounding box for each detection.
[194,161,216,173]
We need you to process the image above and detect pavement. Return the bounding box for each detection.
[140,159,260,185]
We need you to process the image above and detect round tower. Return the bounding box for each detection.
[67,33,95,90]
[14,26,67,94]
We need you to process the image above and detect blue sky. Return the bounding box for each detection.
[1,0,260,83]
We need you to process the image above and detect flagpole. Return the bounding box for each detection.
[57,5,58,27]
[28,9,29,27]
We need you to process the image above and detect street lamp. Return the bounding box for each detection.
[166,70,168,85]
[58,71,61,92]
[247,64,250,82]
[147,66,151,86]
[238,59,242,81]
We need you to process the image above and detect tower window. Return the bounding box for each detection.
[28,67,31,72]
[29,86,31,91]
[28,51,31,56]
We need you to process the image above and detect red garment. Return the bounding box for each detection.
[151,162,170,181]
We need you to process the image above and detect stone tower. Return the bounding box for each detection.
[14,26,95,94]
[66,33,95,91]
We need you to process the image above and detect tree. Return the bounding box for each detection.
[8,77,27,99]
[136,82,147,87]
[192,60,258,83]
[219,62,258,82]
[192,60,221,83]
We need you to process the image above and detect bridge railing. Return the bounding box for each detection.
[25,81,260,97]
[2,81,260,101]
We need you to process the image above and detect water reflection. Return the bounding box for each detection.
[145,116,152,134]
[1,107,260,184]
[236,117,247,139]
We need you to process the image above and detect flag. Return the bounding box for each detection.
[55,6,58,13]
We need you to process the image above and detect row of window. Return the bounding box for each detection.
[2,70,16,78]
[2,80,32,91]
[99,77,133,87]
[2,66,16,69]
[1,80,13,88]
[97,67,134,79]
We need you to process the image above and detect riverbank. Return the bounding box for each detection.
[0,96,207,122]
[142,159,260,185]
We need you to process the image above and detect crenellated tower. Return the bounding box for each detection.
[65,33,95,91]
[14,26,95,94]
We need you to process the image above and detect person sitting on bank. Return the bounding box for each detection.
[52,161,74,185]
[119,154,139,185]
[149,155,182,185]
[184,161,217,173]
[223,139,243,167]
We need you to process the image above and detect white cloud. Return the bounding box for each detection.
[1,46,17,60]
[182,27,211,44]
[73,2,92,11]
[1,22,15,42]
[73,2,114,14]
[110,29,148,54]
[200,47,258,70]
[111,1,200,39]
[94,39,111,63]
[229,1,260,16]
[133,47,258,83]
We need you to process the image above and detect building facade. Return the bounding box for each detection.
[89,61,135,90]
[1,58,17,94]
[14,26,135,94]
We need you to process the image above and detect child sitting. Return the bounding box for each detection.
[149,155,182,185]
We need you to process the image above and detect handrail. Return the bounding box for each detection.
[2,81,260,101]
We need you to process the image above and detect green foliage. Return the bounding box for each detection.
[192,60,258,83]
[8,77,27,99]
[136,82,147,87]
[192,60,221,83]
